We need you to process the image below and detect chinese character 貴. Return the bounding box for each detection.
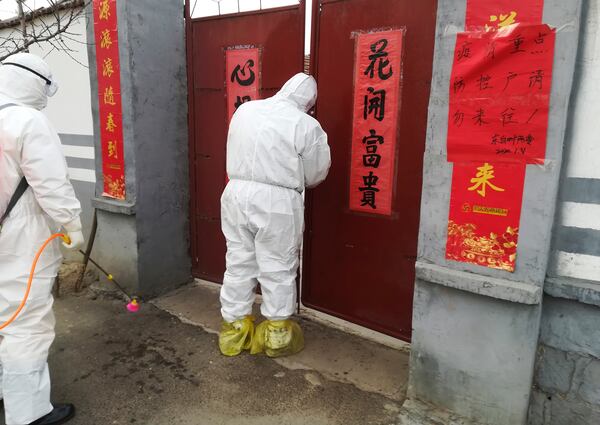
[359,171,380,209]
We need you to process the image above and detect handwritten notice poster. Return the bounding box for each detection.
[349,29,404,216]
[447,24,555,165]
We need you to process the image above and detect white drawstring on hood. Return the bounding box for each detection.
[0,53,58,111]
[275,73,317,112]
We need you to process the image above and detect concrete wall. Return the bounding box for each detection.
[405,0,582,424]
[548,0,600,282]
[86,0,191,297]
[530,1,600,423]
[0,10,96,260]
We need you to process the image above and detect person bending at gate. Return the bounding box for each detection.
[219,73,331,357]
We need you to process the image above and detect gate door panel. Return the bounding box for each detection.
[188,3,305,282]
[302,0,437,340]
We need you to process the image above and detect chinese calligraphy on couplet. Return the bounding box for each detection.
[93,0,125,199]
[226,48,260,123]
[349,29,404,216]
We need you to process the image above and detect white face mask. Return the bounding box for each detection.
[3,62,58,97]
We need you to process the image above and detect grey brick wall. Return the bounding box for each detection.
[529,296,600,424]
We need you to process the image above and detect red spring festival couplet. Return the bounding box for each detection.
[446,161,525,272]
[93,0,126,200]
[226,48,260,123]
[447,24,555,165]
[349,29,404,216]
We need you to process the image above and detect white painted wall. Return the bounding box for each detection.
[552,0,600,282]
[0,11,93,136]
[0,9,95,183]
[564,0,600,180]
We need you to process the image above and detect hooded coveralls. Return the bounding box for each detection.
[0,53,81,425]
[220,73,331,323]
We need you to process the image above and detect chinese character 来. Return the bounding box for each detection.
[468,163,505,197]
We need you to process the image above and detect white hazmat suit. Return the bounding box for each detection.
[220,73,331,330]
[0,53,83,425]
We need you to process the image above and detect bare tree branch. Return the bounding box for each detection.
[0,0,91,63]
[16,0,27,49]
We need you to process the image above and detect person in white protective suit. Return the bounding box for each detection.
[219,73,331,357]
[0,53,84,425]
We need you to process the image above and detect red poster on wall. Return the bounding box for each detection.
[446,161,525,272]
[93,0,126,200]
[226,48,260,123]
[349,29,404,216]
[465,0,544,30]
[447,24,555,165]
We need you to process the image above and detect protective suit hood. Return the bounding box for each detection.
[275,73,317,112]
[0,53,57,111]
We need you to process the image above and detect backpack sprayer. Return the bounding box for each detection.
[0,232,139,331]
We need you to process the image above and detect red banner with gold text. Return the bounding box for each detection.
[349,29,404,216]
[446,161,525,272]
[447,24,555,165]
[93,0,125,199]
[465,0,544,30]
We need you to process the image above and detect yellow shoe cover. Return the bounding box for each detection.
[251,319,304,357]
[219,316,255,356]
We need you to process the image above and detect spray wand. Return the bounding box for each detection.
[77,249,140,312]
[0,233,140,330]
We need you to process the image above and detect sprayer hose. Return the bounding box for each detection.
[0,233,66,331]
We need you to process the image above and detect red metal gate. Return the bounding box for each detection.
[186,2,306,282]
[302,0,437,341]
